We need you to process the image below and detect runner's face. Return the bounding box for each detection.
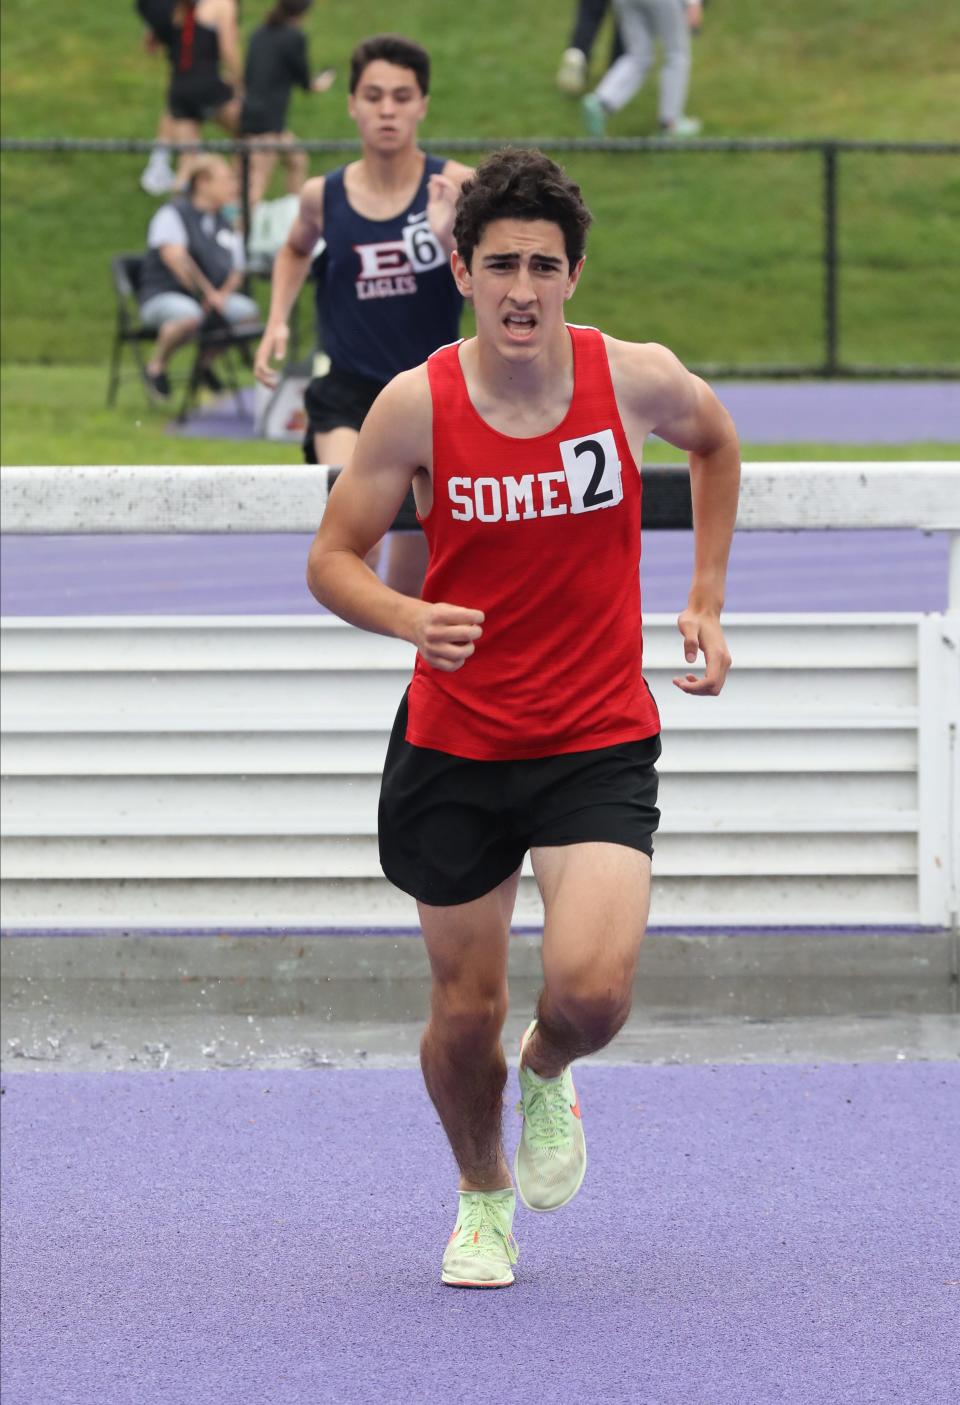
[453,219,584,361]
[348,62,428,153]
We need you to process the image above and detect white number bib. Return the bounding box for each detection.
[402,214,445,273]
[558,428,623,514]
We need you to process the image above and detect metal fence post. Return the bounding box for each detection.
[239,145,252,258]
[823,141,839,376]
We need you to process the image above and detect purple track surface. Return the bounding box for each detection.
[168,381,960,445]
[0,529,949,614]
[3,1063,958,1405]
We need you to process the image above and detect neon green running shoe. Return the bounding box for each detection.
[441,1188,519,1288]
[581,93,607,138]
[514,1019,587,1212]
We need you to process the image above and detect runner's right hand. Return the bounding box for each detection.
[412,602,484,672]
[254,323,289,388]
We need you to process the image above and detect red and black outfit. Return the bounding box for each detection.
[167,5,234,122]
[379,325,662,905]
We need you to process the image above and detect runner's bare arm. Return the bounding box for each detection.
[254,178,325,386]
[306,369,485,671]
[612,340,740,696]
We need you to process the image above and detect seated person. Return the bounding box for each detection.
[138,154,260,401]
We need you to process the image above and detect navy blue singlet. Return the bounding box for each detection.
[316,155,463,385]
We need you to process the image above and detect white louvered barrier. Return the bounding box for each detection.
[0,613,956,930]
[1,463,958,931]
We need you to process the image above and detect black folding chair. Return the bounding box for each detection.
[176,305,265,424]
[106,254,155,407]
[106,252,265,421]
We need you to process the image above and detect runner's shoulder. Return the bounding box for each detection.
[298,175,326,219]
[440,158,474,186]
[602,336,693,413]
[365,365,433,455]
[373,364,432,415]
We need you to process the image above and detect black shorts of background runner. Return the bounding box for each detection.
[240,102,287,135]
[169,75,234,120]
[379,690,661,907]
[302,365,384,461]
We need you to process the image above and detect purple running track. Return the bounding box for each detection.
[166,382,960,445]
[2,1062,958,1405]
[0,529,950,614]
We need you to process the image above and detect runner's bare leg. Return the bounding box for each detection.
[419,868,521,1191]
[525,843,651,1077]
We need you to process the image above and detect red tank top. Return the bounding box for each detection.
[406,324,661,760]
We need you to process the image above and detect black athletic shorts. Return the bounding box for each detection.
[303,365,385,462]
[379,690,661,907]
[168,77,234,122]
[240,101,287,136]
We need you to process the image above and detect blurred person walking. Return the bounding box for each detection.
[582,0,703,137]
[555,0,624,97]
[254,34,471,596]
[241,0,336,212]
[137,0,179,195]
[167,0,244,177]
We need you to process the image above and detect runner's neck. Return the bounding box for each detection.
[346,148,427,216]
[462,328,576,437]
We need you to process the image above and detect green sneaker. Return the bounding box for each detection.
[514,1020,587,1212]
[441,1188,519,1288]
[581,93,607,138]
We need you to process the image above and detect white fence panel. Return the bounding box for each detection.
[1,612,953,930]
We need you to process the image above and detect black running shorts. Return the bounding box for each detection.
[379,690,661,907]
[303,365,385,461]
[168,77,235,122]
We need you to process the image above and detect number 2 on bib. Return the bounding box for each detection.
[558,428,623,514]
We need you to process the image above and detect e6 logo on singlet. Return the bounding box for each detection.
[354,212,445,300]
[447,429,623,524]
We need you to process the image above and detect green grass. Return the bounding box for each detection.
[1,366,297,465]
[1,1,959,371]
[4,1,959,142]
[1,366,955,466]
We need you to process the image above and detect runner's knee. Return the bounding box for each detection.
[429,983,509,1050]
[547,980,632,1042]
[284,147,309,186]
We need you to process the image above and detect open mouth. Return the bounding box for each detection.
[503,312,537,340]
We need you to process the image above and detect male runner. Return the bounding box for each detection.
[254,34,471,595]
[306,149,740,1287]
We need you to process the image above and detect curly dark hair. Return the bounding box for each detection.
[453,148,593,271]
[349,34,430,95]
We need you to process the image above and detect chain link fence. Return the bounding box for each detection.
[2,136,958,378]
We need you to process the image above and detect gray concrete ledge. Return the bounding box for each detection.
[3,928,957,986]
[3,930,957,1073]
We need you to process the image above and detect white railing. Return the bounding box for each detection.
[1,463,957,933]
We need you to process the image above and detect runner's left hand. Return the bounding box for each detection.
[673,610,731,695]
[426,174,459,250]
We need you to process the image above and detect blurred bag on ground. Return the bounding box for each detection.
[247,194,301,262]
